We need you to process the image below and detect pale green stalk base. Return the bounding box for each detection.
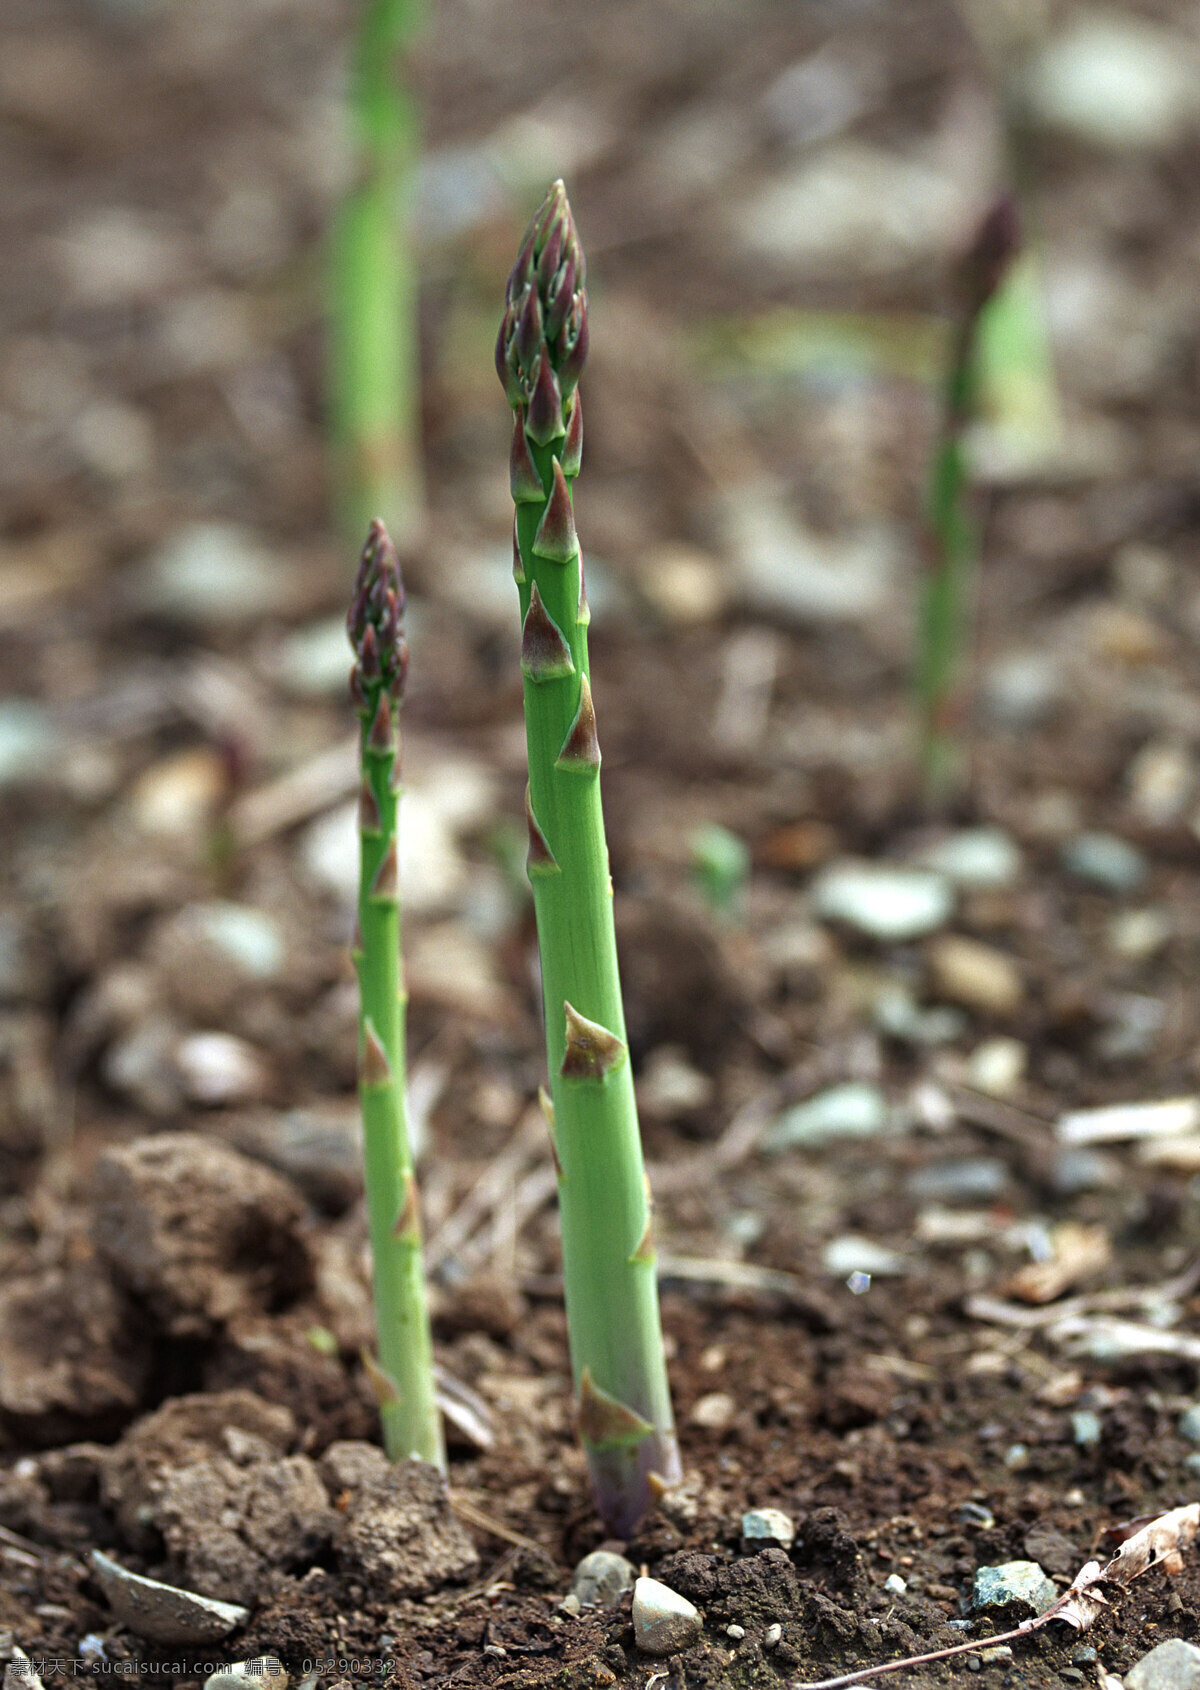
[356,717,443,1468]
[330,0,425,549]
[518,437,680,1536]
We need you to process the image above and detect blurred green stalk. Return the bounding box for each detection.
[917,194,1019,807]
[330,0,426,549]
[348,521,443,1468]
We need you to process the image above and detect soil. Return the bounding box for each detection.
[5,0,1200,1687]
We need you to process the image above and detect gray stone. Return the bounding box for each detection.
[91,1551,248,1646]
[907,1158,1008,1204]
[207,1661,287,1690]
[766,1082,890,1150]
[723,484,900,623]
[632,1577,701,1656]
[983,652,1062,728]
[812,862,954,943]
[1061,832,1147,892]
[1024,15,1200,153]
[1179,1405,1200,1444]
[1126,1638,1200,1690]
[741,1508,795,1549]
[918,828,1022,890]
[971,1560,1057,1616]
[1071,1409,1102,1448]
[135,524,291,625]
[884,1573,907,1595]
[571,1550,636,1609]
[0,704,57,790]
[822,1236,908,1278]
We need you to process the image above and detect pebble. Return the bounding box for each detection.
[763,1624,782,1649]
[928,935,1022,1017]
[1126,1637,1200,1690]
[1184,1453,1200,1480]
[4,1652,43,1690]
[979,1646,1014,1664]
[130,747,227,836]
[301,791,466,915]
[134,524,291,625]
[558,1593,581,1617]
[1129,741,1193,825]
[91,1550,249,1646]
[175,1032,268,1106]
[690,1391,736,1429]
[982,651,1062,728]
[1108,907,1171,960]
[1058,1097,1200,1145]
[958,1502,995,1530]
[726,1624,745,1640]
[971,1560,1057,1615]
[722,484,899,622]
[917,828,1022,890]
[570,1551,636,1609]
[884,1573,908,1596]
[907,1158,1008,1204]
[0,703,57,790]
[272,617,359,698]
[741,1508,795,1549]
[637,1047,715,1120]
[812,862,954,942]
[822,1236,907,1278]
[766,1081,890,1150]
[631,1577,702,1656]
[174,902,284,980]
[1061,832,1147,893]
[1024,14,1200,152]
[967,1037,1027,1098]
[1052,1148,1121,1195]
[874,982,965,1046]
[1178,1405,1200,1444]
[208,1662,287,1690]
[1072,1409,1102,1448]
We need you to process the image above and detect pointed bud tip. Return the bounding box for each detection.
[578,1368,654,1449]
[560,1000,625,1081]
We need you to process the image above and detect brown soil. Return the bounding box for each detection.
[5,1,1200,1687]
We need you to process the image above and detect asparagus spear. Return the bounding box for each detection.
[916,193,1019,806]
[330,0,426,549]
[348,520,443,1468]
[497,182,681,1536]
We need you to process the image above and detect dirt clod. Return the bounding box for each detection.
[318,1441,479,1596]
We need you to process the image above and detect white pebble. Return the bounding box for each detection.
[632,1577,702,1656]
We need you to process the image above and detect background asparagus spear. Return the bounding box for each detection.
[916,192,1019,807]
[348,520,443,1469]
[497,182,681,1537]
[330,0,426,549]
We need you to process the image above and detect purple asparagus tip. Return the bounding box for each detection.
[956,191,1020,318]
[496,181,589,414]
[348,520,409,709]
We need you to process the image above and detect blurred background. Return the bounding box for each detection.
[4,0,1200,1437]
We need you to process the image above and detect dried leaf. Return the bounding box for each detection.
[1004,1223,1111,1305]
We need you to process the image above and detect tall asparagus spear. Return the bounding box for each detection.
[330,0,426,549]
[497,182,681,1536]
[348,521,443,1469]
[916,193,1019,806]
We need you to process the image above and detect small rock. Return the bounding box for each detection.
[918,828,1022,890]
[1178,1405,1200,1444]
[766,1081,890,1150]
[741,1509,795,1549]
[966,1037,1027,1098]
[134,524,291,626]
[1129,741,1193,825]
[982,652,1062,728]
[1004,1443,1029,1470]
[207,1660,286,1690]
[812,861,953,942]
[176,1032,269,1106]
[301,791,466,915]
[763,1624,782,1649]
[1184,1453,1200,1480]
[907,1158,1008,1204]
[636,1047,715,1120]
[129,747,227,837]
[822,1236,907,1278]
[570,1551,636,1609]
[722,483,899,622]
[979,1646,1013,1664]
[558,1593,581,1617]
[1024,14,1200,152]
[4,1651,43,1690]
[1108,907,1171,960]
[1058,1097,1200,1144]
[874,982,965,1046]
[958,1502,995,1530]
[0,703,57,790]
[1072,1409,1102,1448]
[726,1624,745,1640]
[1061,832,1147,892]
[971,1560,1057,1616]
[631,1577,702,1656]
[884,1573,908,1595]
[91,1550,248,1646]
[639,544,728,625]
[1126,1637,1200,1690]
[928,935,1022,1017]
[273,617,358,697]
[690,1391,736,1430]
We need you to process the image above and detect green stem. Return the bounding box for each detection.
[330,0,425,548]
[350,528,442,1469]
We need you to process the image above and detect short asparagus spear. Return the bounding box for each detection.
[916,193,1019,806]
[348,521,443,1469]
[497,182,681,1536]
